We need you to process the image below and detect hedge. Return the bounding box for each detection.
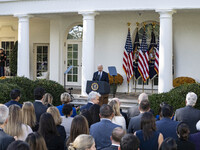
[149,83,200,116]
[0,77,66,106]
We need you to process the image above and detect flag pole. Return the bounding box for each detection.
[142,81,144,92]
[127,22,131,94]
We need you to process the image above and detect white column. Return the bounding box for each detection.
[156,9,176,93]
[15,14,31,78]
[79,11,98,96]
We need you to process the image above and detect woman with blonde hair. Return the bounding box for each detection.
[26,132,47,150]
[68,134,96,150]
[56,92,77,117]
[108,99,126,129]
[22,102,38,131]
[5,104,32,141]
[43,93,53,107]
[47,106,66,144]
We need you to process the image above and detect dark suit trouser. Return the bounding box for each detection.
[99,94,109,106]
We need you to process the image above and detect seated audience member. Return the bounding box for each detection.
[22,102,38,132]
[127,93,153,120]
[38,113,64,150]
[176,123,195,150]
[81,109,93,127]
[135,112,163,150]
[26,132,47,150]
[5,105,32,141]
[174,92,200,133]
[5,89,22,108]
[90,104,121,150]
[33,87,47,123]
[43,93,53,107]
[108,99,126,130]
[119,134,140,150]
[61,104,74,139]
[156,103,179,140]
[7,140,30,150]
[89,104,100,125]
[159,137,177,150]
[57,92,77,117]
[66,115,89,147]
[102,127,125,150]
[0,104,15,150]
[68,134,95,150]
[47,107,66,144]
[80,91,100,111]
[128,99,150,133]
[189,120,200,150]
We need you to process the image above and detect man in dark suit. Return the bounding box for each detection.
[0,104,15,150]
[174,92,200,134]
[128,99,150,133]
[5,89,22,108]
[156,104,179,140]
[102,127,125,150]
[80,91,100,111]
[92,64,109,106]
[90,104,121,150]
[33,87,47,123]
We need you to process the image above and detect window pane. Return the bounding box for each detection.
[37,46,42,53]
[67,25,83,40]
[67,60,72,66]
[43,46,48,53]
[154,76,158,85]
[73,52,78,59]
[67,75,72,82]
[73,75,78,82]
[68,44,72,51]
[73,60,78,66]
[73,67,78,74]
[73,44,78,51]
[68,52,72,59]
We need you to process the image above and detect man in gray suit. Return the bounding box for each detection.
[127,93,148,120]
[174,92,200,134]
[128,99,150,133]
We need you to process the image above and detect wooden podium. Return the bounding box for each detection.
[86,81,110,106]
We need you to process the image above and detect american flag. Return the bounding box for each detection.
[138,31,149,82]
[154,40,159,74]
[123,28,134,83]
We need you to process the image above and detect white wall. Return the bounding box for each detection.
[173,12,200,82]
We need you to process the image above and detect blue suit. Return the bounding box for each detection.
[92,71,109,83]
[90,119,121,150]
[156,117,180,140]
[4,100,22,108]
[80,102,93,111]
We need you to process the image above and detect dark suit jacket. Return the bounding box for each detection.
[92,71,109,83]
[156,117,180,140]
[174,106,200,134]
[0,129,15,150]
[4,100,22,108]
[128,113,143,133]
[80,102,93,111]
[102,145,119,150]
[189,132,200,150]
[33,101,47,123]
[90,119,121,150]
[176,139,195,150]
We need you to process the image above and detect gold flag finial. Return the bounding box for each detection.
[127,22,131,27]
[136,22,139,27]
[152,22,156,29]
[143,22,146,31]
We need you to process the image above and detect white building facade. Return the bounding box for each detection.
[0,0,200,95]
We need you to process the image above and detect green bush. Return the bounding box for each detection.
[34,79,66,106]
[149,83,200,116]
[0,77,65,106]
[0,83,25,104]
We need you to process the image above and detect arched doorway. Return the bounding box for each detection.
[65,24,83,86]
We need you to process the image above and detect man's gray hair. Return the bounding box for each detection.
[97,64,103,67]
[88,91,101,102]
[0,104,9,124]
[138,93,148,104]
[186,92,197,107]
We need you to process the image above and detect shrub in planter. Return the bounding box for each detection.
[34,79,66,106]
[0,83,26,104]
[149,83,200,116]
[0,76,35,101]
